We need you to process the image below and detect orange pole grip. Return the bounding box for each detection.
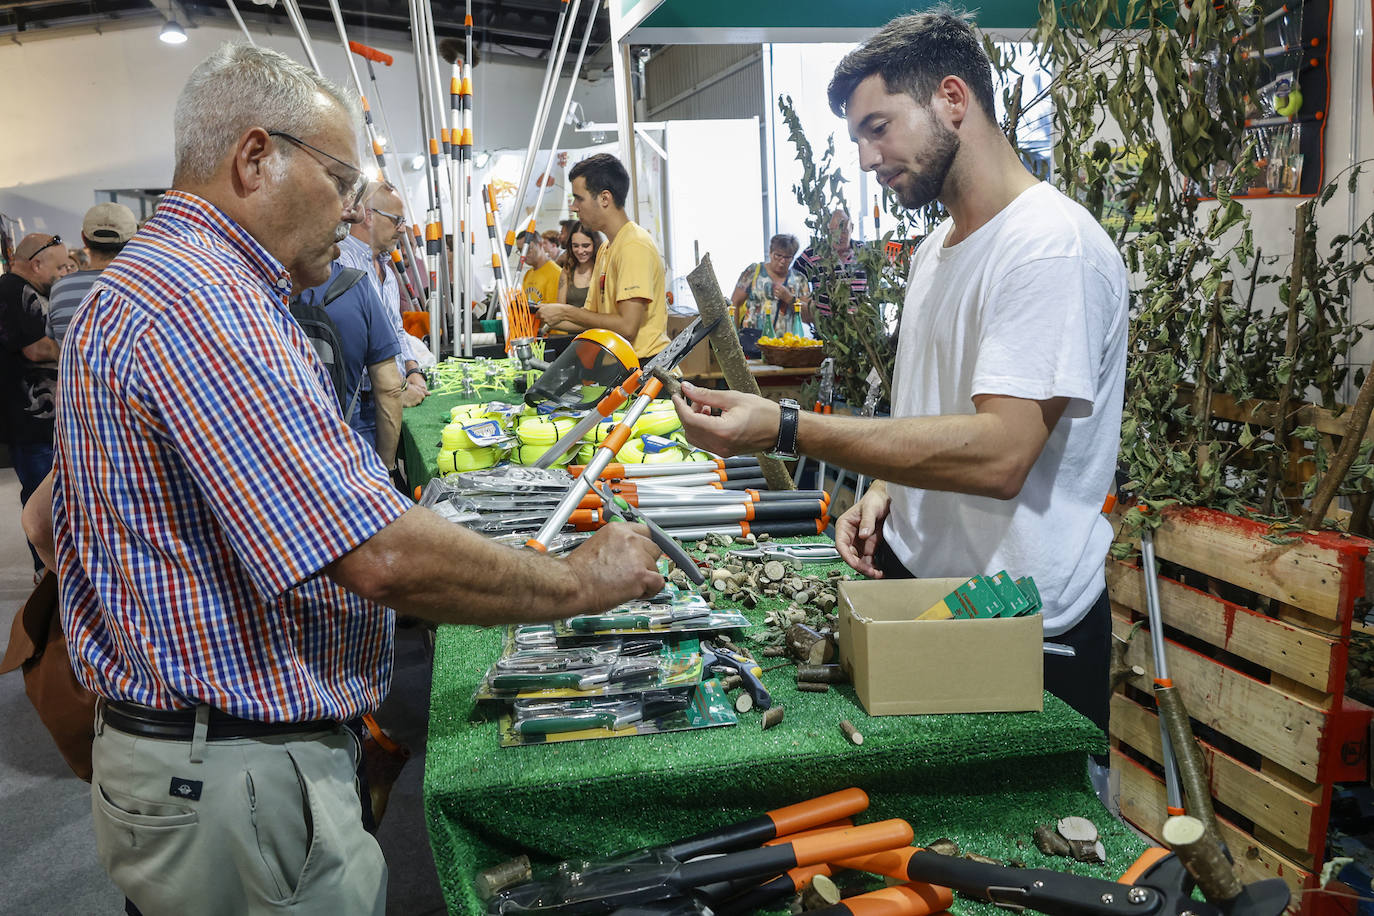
[525,538,548,552]
[765,788,869,837]
[765,819,856,846]
[789,820,915,868]
[429,137,440,155]
[599,371,642,416]
[831,882,954,916]
[640,376,665,400]
[450,77,461,94]
[1118,848,1171,886]
[787,863,835,892]
[442,128,451,143]
[349,41,394,66]
[743,503,756,521]
[834,846,918,881]
[601,424,634,456]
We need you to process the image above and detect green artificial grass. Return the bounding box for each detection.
[405,393,1146,915]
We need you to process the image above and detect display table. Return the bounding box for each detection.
[423,612,1142,915]
[404,390,1144,915]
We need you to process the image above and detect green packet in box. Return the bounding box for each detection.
[915,571,1043,620]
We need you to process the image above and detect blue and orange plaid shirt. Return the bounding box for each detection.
[52,191,412,722]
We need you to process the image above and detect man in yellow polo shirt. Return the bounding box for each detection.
[518,230,562,306]
[536,153,670,358]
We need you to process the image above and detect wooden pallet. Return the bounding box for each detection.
[1107,506,1374,915]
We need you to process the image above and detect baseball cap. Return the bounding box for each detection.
[82,202,138,245]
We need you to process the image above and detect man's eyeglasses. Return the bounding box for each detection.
[267,131,368,212]
[27,235,62,261]
[370,208,404,230]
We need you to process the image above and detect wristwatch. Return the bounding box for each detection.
[767,398,801,460]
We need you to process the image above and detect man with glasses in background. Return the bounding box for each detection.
[1,231,68,574]
[23,43,662,915]
[338,180,428,408]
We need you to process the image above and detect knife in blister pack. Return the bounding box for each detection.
[511,691,692,736]
[489,656,662,692]
[567,605,712,633]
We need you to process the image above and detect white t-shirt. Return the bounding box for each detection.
[884,182,1128,636]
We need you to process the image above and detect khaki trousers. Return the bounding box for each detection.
[91,708,386,915]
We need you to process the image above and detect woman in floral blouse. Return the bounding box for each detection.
[730,234,811,338]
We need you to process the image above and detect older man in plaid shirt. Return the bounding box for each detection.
[23,43,661,916]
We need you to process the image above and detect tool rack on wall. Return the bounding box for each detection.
[1197,0,1332,198]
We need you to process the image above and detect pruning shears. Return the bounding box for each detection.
[726,543,840,563]
[589,479,706,585]
[701,640,772,710]
[814,358,836,415]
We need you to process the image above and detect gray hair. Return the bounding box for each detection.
[173,42,361,184]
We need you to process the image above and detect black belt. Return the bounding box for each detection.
[101,700,337,742]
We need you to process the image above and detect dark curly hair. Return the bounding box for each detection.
[827,7,996,121]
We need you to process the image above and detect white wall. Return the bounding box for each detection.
[0,19,616,238]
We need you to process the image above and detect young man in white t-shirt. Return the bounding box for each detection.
[669,9,1128,739]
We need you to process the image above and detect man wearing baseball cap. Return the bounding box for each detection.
[47,202,138,345]
[1,231,69,571]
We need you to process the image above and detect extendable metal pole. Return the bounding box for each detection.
[1141,525,1185,816]
[523,0,601,237]
[507,0,577,252]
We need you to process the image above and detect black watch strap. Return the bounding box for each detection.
[768,398,800,460]
[406,368,425,379]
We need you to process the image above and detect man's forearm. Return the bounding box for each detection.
[369,361,404,467]
[554,307,640,341]
[797,411,1034,499]
[329,508,588,625]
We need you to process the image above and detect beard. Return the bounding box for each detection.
[891,117,959,210]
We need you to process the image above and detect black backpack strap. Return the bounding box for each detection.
[321,268,367,307]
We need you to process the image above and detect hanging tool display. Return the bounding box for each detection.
[462,0,476,355]
[519,0,603,244]
[506,0,580,255]
[813,357,835,494]
[347,43,431,314]
[850,370,885,504]
[437,38,469,355]
[322,10,433,322]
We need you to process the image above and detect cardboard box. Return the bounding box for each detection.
[667,313,715,377]
[837,578,1044,716]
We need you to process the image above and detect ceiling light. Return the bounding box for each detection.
[159,19,188,44]
[410,155,426,171]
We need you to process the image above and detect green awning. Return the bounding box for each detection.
[619,0,1047,43]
